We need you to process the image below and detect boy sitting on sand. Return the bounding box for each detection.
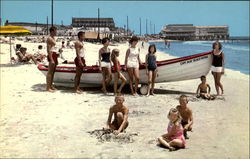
[103,96,129,135]
[176,95,193,139]
[196,75,215,100]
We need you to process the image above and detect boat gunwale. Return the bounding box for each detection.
[37,51,212,73]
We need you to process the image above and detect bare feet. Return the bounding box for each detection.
[51,86,57,90]
[101,87,107,94]
[46,88,55,92]
[169,146,176,151]
[75,89,83,94]
[150,91,155,96]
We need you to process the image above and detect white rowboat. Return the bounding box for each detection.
[38,51,212,87]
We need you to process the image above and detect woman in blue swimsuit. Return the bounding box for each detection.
[145,44,158,96]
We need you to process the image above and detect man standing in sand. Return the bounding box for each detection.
[74,31,86,94]
[46,26,58,92]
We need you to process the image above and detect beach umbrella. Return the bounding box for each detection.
[0,25,32,63]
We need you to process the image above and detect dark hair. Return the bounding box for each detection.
[129,36,139,44]
[102,37,110,44]
[16,44,21,49]
[49,26,57,33]
[212,41,222,50]
[148,44,156,53]
[200,75,206,80]
[78,31,85,39]
[38,45,43,49]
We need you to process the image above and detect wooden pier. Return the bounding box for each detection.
[226,36,250,43]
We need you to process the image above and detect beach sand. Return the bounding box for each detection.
[0,38,249,158]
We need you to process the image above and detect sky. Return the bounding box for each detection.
[1,1,249,36]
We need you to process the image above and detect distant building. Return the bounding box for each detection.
[72,17,115,32]
[161,24,229,40]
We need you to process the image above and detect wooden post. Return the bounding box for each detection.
[9,36,12,64]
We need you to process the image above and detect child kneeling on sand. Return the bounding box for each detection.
[103,96,129,135]
[176,95,193,139]
[158,108,186,151]
[196,75,215,100]
[111,49,127,96]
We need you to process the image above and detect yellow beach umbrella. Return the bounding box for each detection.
[0,25,32,63]
[0,25,32,35]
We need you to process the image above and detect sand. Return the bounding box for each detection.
[0,36,249,158]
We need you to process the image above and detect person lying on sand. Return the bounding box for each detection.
[176,95,193,139]
[103,96,129,135]
[196,75,215,100]
[16,47,37,64]
[158,108,186,151]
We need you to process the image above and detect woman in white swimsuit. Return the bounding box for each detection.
[125,36,141,95]
[99,38,112,94]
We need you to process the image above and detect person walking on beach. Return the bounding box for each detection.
[46,26,58,92]
[99,38,112,94]
[111,49,127,96]
[145,44,158,96]
[103,96,129,135]
[211,41,225,95]
[158,108,186,151]
[125,36,141,95]
[74,31,86,94]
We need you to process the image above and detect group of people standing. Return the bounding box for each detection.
[45,26,158,96]
[45,26,224,97]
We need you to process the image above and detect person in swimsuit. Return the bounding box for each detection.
[125,36,141,95]
[111,49,127,96]
[16,47,37,64]
[145,44,158,96]
[103,96,129,135]
[196,75,215,100]
[33,45,46,63]
[211,41,225,95]
[46,26,58,92]
[176,95,193,139]
[74,31,86,94]
[158,108,186,151]
[99,38,112,94]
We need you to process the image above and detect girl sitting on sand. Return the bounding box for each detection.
[158,108,186,151]
[145,44,158,96]
[111,49,127,96]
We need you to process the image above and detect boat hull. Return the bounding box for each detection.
[38,51,212,87]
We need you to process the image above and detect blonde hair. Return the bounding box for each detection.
[111,49,119,63]
[168,108,182,125]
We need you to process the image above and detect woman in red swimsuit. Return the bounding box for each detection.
[111,49,127,95]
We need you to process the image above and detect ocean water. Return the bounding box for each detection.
[149,41,250,75]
